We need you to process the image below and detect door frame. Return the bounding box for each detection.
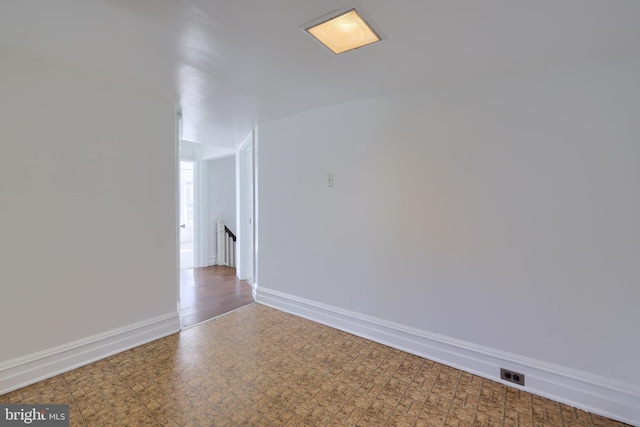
[178,141,208,269]
[237,130,256,284]
[178,159,196,269]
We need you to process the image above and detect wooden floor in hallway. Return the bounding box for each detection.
[179,265,254,328]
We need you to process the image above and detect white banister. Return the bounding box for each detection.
[216,215,236,267]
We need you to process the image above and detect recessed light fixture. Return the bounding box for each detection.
[305,9,381,55]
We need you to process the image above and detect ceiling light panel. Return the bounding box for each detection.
[305,9,381,55]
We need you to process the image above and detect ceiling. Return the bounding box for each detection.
[1,0,639,149]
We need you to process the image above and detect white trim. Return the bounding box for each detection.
[208,255,218,266]
[175,109,181,322]
[178,141,209,269]
[255,287,640,426]
[253,128,259,289]
[251,281,258,301]
[194,158,207,268]
[0,312,180,394]
[237,131,255,282]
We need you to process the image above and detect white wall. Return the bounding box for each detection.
[206,156,236,264]
[257,51,640,422]
[0,46,178,376]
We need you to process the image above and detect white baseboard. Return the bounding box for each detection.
[255,287,640,426]
[208,255,218,266]
[0,312,180,395]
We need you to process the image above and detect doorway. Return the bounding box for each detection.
[177,146,255,329]
[179,160,195,270]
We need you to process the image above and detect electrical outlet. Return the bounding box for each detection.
[500,368,525,386]
[326,173,334,187]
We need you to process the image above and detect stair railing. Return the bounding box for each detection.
[216,217,236,267]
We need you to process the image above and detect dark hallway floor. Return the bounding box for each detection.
[179,265,254,328]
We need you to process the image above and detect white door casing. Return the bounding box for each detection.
[237,131,255,282]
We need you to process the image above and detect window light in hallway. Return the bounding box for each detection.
[305,9,381,54]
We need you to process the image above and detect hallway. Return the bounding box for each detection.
[179,265,254,328]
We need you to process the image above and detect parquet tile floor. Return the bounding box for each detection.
[1,304,630,426]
